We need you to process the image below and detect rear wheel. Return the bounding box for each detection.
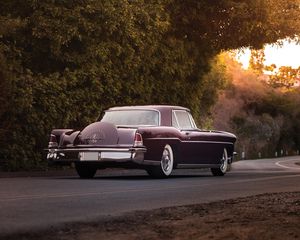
[146,144,174,178]
[211,148,229,176]
[75,163,97,179]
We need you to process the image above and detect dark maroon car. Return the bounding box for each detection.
[47,105,236,178]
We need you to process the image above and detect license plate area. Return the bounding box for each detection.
[101,152,131,159]
[78,152,101,161]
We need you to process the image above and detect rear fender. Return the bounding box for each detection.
[137,127,181,162]
[60,131,80,147]
[50,129,75,147]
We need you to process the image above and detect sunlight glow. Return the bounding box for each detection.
[236,40,300,69]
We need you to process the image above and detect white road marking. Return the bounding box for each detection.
[275,159,300,169]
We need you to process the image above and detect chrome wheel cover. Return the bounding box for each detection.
[220,148,228,173]
[161,145,174,176]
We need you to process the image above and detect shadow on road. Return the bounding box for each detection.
[54,172,213,181]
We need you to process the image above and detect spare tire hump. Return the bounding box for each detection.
[77,122,119,145]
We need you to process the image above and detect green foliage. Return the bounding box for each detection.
[168,0,300,50]
[1,0,300,169]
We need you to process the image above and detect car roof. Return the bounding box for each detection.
[107,105,190,112]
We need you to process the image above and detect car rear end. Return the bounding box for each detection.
[47,122,146,167]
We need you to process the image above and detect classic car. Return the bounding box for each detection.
[47,105,237,178]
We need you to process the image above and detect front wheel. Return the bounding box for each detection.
[146,144,174,178]
[75,163,97,179]
[211,148,229,176]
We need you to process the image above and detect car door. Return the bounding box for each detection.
[172,110,222,165]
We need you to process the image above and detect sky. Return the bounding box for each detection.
[236,40,300,69]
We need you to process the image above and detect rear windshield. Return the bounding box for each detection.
[101,110,159,126]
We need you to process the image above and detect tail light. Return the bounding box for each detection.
[134,132,143,147]
[48,134,58,148]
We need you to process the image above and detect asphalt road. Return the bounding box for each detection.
[0,156,300,235]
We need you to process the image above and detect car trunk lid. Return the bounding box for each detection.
[73,122,139,146]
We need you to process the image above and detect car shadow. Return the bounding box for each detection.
[55,171,213,181]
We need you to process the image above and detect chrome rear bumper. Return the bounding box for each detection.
[47,147,146,164]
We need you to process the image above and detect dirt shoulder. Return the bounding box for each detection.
[2,192,300,240]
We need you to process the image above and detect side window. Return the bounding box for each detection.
[173,110,194,129]
[172,111,179,128]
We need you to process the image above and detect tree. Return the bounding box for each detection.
[249,49,266,75]
[213,52,300,159]
[168,0,300,51]
[267,66,300,89]
[1,0,300,169]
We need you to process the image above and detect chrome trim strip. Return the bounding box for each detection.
[176,164,220,169]
[145,138,233,145]
[49,147,146,153]
[142,160,160,166]
[180,141,233,145]
[146,137,179,140]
